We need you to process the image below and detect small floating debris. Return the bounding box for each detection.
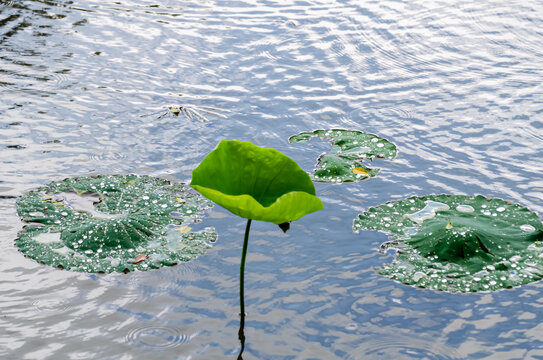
[289,129,397,183]
[133,254,148,264]
[16,175,217,273]
[354,194,543,292]
[6,144,26,149]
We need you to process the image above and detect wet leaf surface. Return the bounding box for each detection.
[289,129,396,183]
[354,194,543,292]
[16,175,216,273]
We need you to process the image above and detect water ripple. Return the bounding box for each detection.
[31,299,72,313]
[126,326,190,349]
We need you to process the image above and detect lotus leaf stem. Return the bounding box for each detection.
[238,218,251,359]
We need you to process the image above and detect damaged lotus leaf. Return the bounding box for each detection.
[16,175,216,273]
[289,129,396,183]
[190,140,324,224]
[354,194,543,292]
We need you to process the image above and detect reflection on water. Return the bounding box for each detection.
[1,0,543,358]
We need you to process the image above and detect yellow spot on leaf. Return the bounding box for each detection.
[174,225,192,234]
[44,198,64,206]
[352,167,369,175]
[175,195,186,203]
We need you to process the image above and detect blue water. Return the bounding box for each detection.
[1,0,543,358]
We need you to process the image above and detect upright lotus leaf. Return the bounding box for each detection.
[289,129,397,183]
[16,175,217,273]
[354,194,543,292]
[190,140,324,224]
[190,140,323,358]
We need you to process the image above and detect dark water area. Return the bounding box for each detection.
[1,0,543,359]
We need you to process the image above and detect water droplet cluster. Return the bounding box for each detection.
[289,129,397,183]
[16,175,217,273]
[354,194,543,292]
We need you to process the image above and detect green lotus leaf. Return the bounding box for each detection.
[16,175,217,273]
[289,129,397,183]
[190,140,323,224]
[313,154,380,182]
[354,194,543,292]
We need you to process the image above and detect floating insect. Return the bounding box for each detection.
[166,104,228,122]
[144,104,228,123]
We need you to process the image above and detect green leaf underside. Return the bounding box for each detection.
[354,194,543,292]
[289,129,396,183]
[190,140,323,224]
[16,175,217,273]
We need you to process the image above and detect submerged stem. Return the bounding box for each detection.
[238,218,252,360]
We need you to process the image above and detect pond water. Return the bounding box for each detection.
[1,0,543,358]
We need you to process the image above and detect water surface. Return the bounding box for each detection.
[1,0,543,358]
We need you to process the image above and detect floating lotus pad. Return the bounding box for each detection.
[16,175,217,273]
[190,140,323,224]
[354,195,543,292]
[289,129,397,183]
